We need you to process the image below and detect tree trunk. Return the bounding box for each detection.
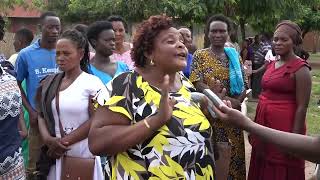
[239,18,246,40]
[313,31,319,54]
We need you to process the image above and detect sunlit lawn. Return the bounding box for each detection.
[309,53,320,63]
[246,53,320,135]
[307,68,320,135]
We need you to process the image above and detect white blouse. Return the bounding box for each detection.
[48,72,106,180]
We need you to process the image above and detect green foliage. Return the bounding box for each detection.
[32,0,320,38]
[32,0,213,25]
[1,0,25,30]
[295,6,320,37]
[0,0,25,11]
[249,0,320,36]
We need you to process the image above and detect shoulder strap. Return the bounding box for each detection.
[36,73,64,136]
[55,80,65,138]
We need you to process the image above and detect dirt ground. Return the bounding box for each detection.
[243,127,316,180]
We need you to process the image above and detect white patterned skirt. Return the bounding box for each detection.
[0,148,25,180]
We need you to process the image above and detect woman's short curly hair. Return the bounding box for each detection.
[131,15,173,67]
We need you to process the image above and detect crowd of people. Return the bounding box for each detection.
[0,10,315,180]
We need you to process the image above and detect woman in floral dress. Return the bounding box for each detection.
[89,15,216,179]
[190,14,247,180]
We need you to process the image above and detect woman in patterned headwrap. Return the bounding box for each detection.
[248,20,311,180]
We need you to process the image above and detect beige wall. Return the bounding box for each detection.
[1,32,15,58]
[303,31,320,52]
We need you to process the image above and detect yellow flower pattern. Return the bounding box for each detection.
[190,48,246,180]
[94,71,215,179]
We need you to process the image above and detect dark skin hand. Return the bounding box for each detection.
[38,115,69,159]
[17,81,38,128]
[194,77,247,109]
[213,101,320,163]
[38,98,93,159]
[88,75,176,155]
[18,109,28,139]
[199,95,216,127]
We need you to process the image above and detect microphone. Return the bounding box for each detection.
[203,89,224,108]
[190,89,224,118]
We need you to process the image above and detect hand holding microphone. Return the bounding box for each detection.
[203,89,225,107]
[191,77,227,118]
[208,77,227,99]
[191,89,226,118]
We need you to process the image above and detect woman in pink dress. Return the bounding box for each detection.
[107,15,134,69]
[248,20,311,180]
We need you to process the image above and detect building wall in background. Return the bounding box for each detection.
[303,31,320,53]
[8,17,39,33]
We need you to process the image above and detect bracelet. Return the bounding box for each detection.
[144,119,151,129]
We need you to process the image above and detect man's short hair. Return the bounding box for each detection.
[40,11,58,24]
[15,28,34,45]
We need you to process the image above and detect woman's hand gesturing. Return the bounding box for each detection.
[154,75,176,124]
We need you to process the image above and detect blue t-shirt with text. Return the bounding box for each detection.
[15,39,58,109]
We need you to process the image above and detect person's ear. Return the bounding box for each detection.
[18,40,23,47]
[143,51,155,65]
[78,48,84,60]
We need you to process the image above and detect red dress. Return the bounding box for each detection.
[248,58,310,180]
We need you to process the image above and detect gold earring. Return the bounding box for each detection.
[150,59,154,65]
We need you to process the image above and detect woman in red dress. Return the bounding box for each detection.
[248,20,311,180]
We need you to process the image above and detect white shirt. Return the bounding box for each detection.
[265,49,278,63]
[8,53,18,67]
[48,72,106,180]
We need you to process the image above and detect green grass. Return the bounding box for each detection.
[309,53,320,63]
[246,68,320,135]
[307,69,320,135]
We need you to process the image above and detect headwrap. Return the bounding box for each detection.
[275,20,302,45]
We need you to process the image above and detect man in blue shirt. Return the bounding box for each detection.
[15,11,61,178]
[179,27,195,78]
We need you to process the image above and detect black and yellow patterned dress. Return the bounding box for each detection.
[94,71,215,179]
[190,48,246,180]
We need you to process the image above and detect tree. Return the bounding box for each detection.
[32,0,211,25]
[283,0,320,37]
[219,0,287,40]
[33,0,320,41]
[248,0,320,37]
[0,0,25,12]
